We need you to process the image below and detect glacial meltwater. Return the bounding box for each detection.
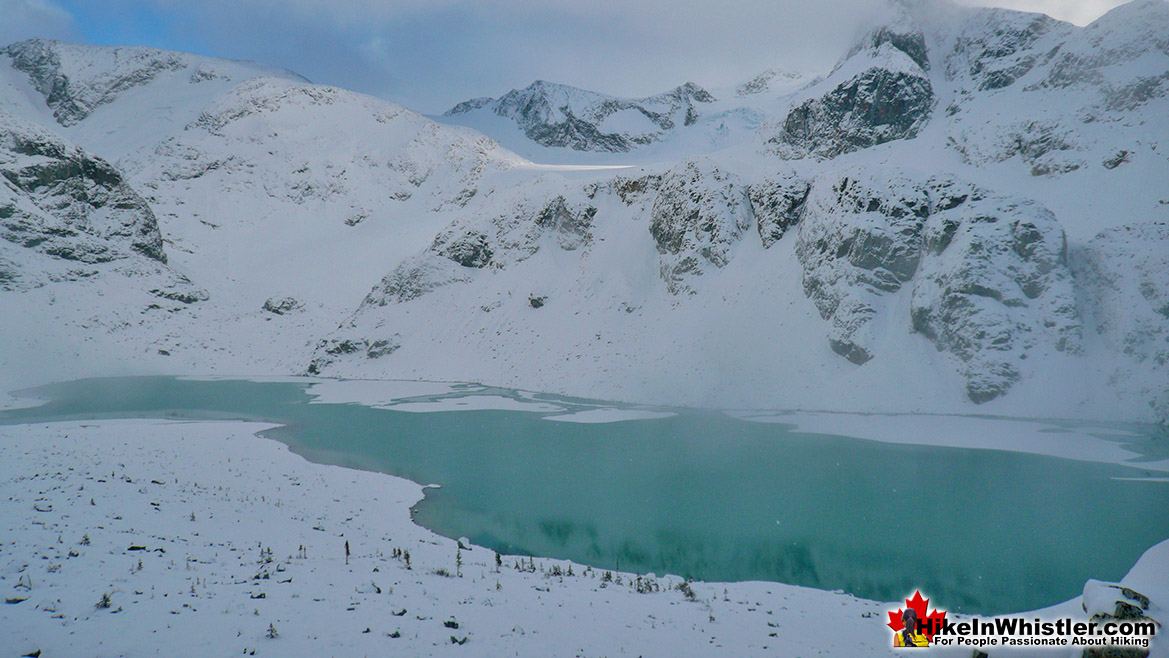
[3,376,1168,615]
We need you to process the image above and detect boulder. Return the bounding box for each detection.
[262,296,303,315]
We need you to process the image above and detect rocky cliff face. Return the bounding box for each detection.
[0,111,166,269]
[942,9,1071,92]
[906,184,1081,402]
[0,103,208,359]
[317,153,1090,405]
[941,0,1169,174]
[794,170,1082,402]
[3,39,185,127]
[1074,221,1169,419]
[649,160,753,294]
[767,17,935,159]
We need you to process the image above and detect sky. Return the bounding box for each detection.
[0,0,1139,114]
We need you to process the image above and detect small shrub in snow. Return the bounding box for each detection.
[635,575,659,594]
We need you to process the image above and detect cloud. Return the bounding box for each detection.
[954,0,1132,25]
[15,0,1148,115]
[110,0,892,113]
[0,0,76,46]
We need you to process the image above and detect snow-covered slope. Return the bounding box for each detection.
[124,75,514,314]
[0,38,520,385]
[0,103,212,383]
[1,1,1167,423]
[0,110,165,266]
[315,0,1169,421]
[0,39,307,159]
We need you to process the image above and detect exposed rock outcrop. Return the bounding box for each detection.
[262,296,303,315]
[307,335,400,375]
[943,9,1071,92]
[796,170,1080,401]
[0,112,166,264]
[649,160,753,294]
[747,174,812,249]
[1081,580,1157,658]
[909,186,1081,402]
[1075,222,1169,421]
[796,172,931,364]
[3,39,185,127]
[769,19,935,159]
[361,253,475,307]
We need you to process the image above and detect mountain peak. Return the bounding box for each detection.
[672,81,715,103]
[2,38,307,127]
[843,4,931,71]
[440,78,717,153]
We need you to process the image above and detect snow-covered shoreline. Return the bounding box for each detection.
[2,417,1166,656]
[0,418,894,656]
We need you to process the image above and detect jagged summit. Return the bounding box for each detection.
[442,78,716,153]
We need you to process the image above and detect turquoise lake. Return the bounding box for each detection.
[3,375,1167,615]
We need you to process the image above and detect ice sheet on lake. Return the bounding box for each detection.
[179,375,316,384]
[304,379,464,407]
[544,409,676,423]
[305,379,568,413]
[0,390,48,411]
[728,411,1163,471]
[390,396,565,413]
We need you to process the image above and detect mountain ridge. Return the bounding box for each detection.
[443,78,718,153]
[0,1,1166,423]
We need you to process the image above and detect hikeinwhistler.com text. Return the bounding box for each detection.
[923,616,1155,649]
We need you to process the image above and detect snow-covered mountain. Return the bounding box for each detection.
[444,80,716,152]
[1,0,1167,423]
[320,0,1169,419]
[0,38,519,381]
[439,73,814,163]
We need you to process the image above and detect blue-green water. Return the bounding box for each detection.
[3,376,1167,615]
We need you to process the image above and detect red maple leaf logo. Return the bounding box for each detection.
[887,590,947,641]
